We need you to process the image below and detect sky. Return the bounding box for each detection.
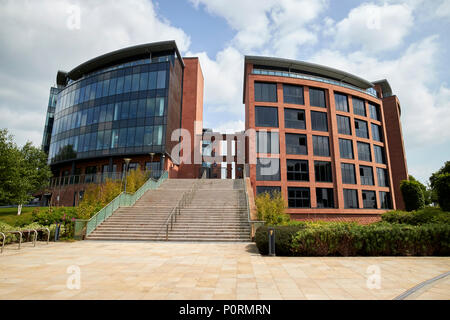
[0,0,449,184]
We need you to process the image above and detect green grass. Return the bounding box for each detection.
[0,207,41,227]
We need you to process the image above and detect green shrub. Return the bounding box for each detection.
[0,221,65,244]
[434,173,450,211]
[400,179,425,211]
[382,207,450,225]
[255,224,307,256]
[255,191,290,225]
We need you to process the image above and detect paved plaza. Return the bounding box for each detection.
[0,241,449,300]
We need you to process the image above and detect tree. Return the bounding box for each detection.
[255,191,290,225]
[0,129,52,214]
[409,175,432,205]
[430,161,450,211]
[400,179,425,212]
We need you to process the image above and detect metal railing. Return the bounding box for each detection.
[1,228,50,253]
[77,171,168,238]
[159,178,201,241]
[242,165,265,239]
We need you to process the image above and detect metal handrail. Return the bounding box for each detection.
[242,165,265,239]
[160,178,200,241]
[0,232,5,253]
[5,231,22,250]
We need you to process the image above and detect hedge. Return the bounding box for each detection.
[255,222,450,256]
[382,207,450,225]
[0,221,65,245]
[400,180,425,211]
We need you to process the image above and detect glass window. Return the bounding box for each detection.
[254,82,277,102]
[89,132,97,151]
[131,74,140,92]
[360,165,374,185]
[315,161,332,182]
[95,81,103,98]
[283,84,304,105]
[369,103,380,121]
[155,97,165,116]
[256,186,281,197]
[288,187,310,208]
[146,98,155,117]
[99,105,107,123]
[355,119,369,138]
[86,108,94,125]
[129,100,138,119]
[90,83,96,100]
[80,109,87,127]
[316,188,334,208]
[362,190,377,209]
[157,70,166,89]
[353,97,366,116]
[309,88,326,108]
[121,101,129,120]
[344,189,358,209]
[113,103,121,121]
[313,135,330,156]
[143,126,153,146]
[374,145,385,164]
[153,125,163,145]
[357,142,371,162]
[256,158,280,181]
[334,93,348,112]
[287,159,309,181]
[118,128,127,148]
[255,106,278,127]
[139,72,148,91]
[337,115,351,135]
[341,163,356,184]
[379,191,392,209]
[311,111,328,132]
[285,133,307,155]
[256,131,279,154]
[96,131,104,150]
[106,104,114,122]
[102,80,110,97]
[103,130,111,149]
[135,126,144,147]
[137,99,146,118]
[371,124,383,142]
[149,72,157,90]
[116,76,124,95]
[377,168,389,187]
[123,75,132,93]
[108,78,117,96]
[92,106,100,124]
[284,108,305,129]
[127,127,136,147]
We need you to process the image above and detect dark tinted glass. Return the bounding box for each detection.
[314,161,332,182]
[284,108,305,129]
[255,82,277,102]
[309,88,326,108]
[288,187,310,208]
[255,106,278,127]
[344,189,359,208]
[283,84,304,105]
[377,168,389,187]
[360,165,374,185]
[285,133,307,155]
[256,158,280,181]
[369,103,380,120]
[362,190,377,208]
[316,188,334,208]
[339,139,354,159]
[257,186,281,197]
[341,163,356,184]
[357,142,371,162]
[353,97,366,116]
[379,191,392,209]
[374,145,385,164]
[355,119,369,138]
[311,111,328,132]
[313,135,330,156]
[337,115,351,135]
[287,159,309,181]
[335,93,348,112]
[371,124,383,142]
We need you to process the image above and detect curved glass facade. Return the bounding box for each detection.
[49,56,175,164]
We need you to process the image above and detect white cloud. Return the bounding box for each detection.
[212,120,245,134]
[0,0,191,146]
[330,3,414,52]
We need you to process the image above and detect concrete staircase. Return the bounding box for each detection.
[86,179,251,242]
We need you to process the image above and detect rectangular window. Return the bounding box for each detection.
[143,126,153,146]
[137,99,146,119]
[312,135,330,156]
[362,190,377,209]
[337,115,351,135]
[288,187,310,208]
[379,191,392,209]
[311,111,328,132]
[369,103,380,121]
[108,78,117,96]
[157,70,166,89]
[360,165,374,185]
[256,186,281,197]
[146,98,155,117]
[255,106,278,127]
[129,100,138,119]
[371,124,383,142]
[284,108,305,129]
[309,88,326,108]
[116,76,124,95]
[377,168,389,187]
[139,72,148,91]
[155,97,165,116]
[316,188,334,208]
[341,163,356,184]
[335,93,348,112]
[285,133,307,155]
[131,73,140,92]
[287,159,309,181]
[339,138,354,159]
[374,145,385,164]
[256,131,279,154]
[344,189,359,209]
[283,84,304,105]
[315,161,332,182]
[118,128,127,148]
[353,97,366,116]
[123,75,132,93]
[355,119,369,138]
[357,142,372,162]
[153,125,163,145]
[256,158,280,181]
[111,129,119,148]
[120,101,129,120]
[149,72,157,89]
[255,82,277,102]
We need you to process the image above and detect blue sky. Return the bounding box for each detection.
[0,0,449,184]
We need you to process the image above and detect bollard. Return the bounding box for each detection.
[54,223,61,242]
[268,227,275,256]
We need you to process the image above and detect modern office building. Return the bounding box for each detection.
[243,56,408,223]
[43,41,203,206]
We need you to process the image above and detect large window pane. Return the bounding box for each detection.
[146,98,155,117]
[355,119,369,138]
[353,97,366,116]
[309,88,326,108]
[362,190,377,208]
[360,165,374,185]
[311,111,328,132]
[374,145,385,164]
[341,163,356,184]
[157,70,166,89]
[155,97,165,116]
[256,131,279,154]
[123,75,132,93]
[129,100,138,119]
[121,101,129,120]
[149,72,157,90]
[344,189,359,208]
[313,135,330,157]
[285,133,307,155]
[288,187,310,208]
[357,142,371,162]
[153,125,163,145]
[379,191,392,209]
[316,188,334,208]
[255,82,277,102]
[256,158,280,181]
[256,186,281,197]
[108,78,117,96]
[315,161,332,182]
[334,93,348,112]
[371,124,383,142]
[337,115,351,135]
[287,159,309,181]
[377,168,389,187]
[139,72,148,91]
[283,84,304,105]
[284,108,305,129]
[135,126,144,147]
[118,128,127,147]
[255,106,278,127]
[116,76,124,95]
[137,99,146,118]
[143,126,153,146]
[369,103,380,120]
[127,127,135,147]
[131,74,140,92]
